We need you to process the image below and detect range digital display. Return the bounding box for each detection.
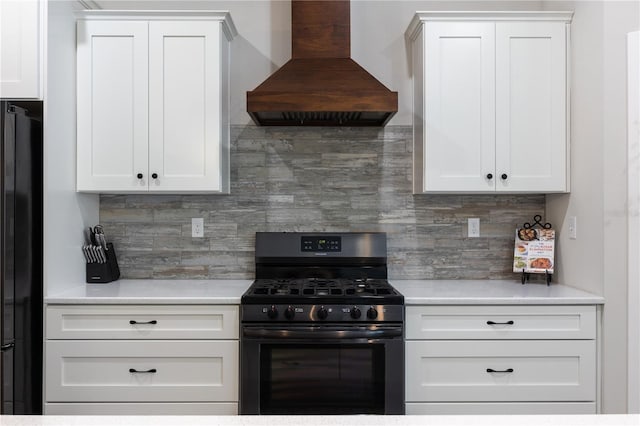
[301,236,341,252]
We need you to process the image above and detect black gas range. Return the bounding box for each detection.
[240,232,405,415]
[241,276,404,322]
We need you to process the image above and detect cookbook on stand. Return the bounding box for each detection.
[513,227,555,275]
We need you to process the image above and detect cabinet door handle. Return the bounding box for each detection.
[151,173,158,179]
[486,320,514,325]
[501,173,508,180]
[129,320,157,325]
[129,368,157,374]
[486,368,514,373]
[486,173,493,180]
[1,341,15,351]
[136,173,143,179]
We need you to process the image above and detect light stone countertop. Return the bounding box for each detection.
[391,279,604,305]
[44,279,252,304]
[45,279,603,305]
[0,415,637,426]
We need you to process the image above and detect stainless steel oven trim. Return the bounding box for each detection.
[242,324,403,340]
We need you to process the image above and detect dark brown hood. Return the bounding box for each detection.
[246,0,398,126]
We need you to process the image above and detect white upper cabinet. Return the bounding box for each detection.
[0,0,44,99]
[76,11,236,194]
[407,12,572,194]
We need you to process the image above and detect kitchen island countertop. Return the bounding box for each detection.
[45,279,603,305]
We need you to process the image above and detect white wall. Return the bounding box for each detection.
[602,0,640,414]
[628,29,640,413]
[627,31,640,414]
[94,0,542,125]
[45,0,99,295]
[545,0,640,414]
[545,1,605,296]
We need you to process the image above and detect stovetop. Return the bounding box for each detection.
[246,278,399,300]
[241,232,404,322]
[242,277,403,305]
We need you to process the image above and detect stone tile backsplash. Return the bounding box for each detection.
[100,125,545,280]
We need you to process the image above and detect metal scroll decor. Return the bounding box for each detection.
[513,215,555,286]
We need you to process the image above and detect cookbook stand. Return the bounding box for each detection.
[519,215,553,286]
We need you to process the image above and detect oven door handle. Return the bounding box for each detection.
[242,326,403,340]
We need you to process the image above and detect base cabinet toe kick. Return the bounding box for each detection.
[405,305,599,415]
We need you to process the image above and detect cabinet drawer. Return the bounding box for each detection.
[45,402,237,415]
[46,305,239,339]
[45,340,238,402]
[406,305,596,340]
[406,340,595,402]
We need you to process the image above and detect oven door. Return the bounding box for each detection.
[240,324,404,415]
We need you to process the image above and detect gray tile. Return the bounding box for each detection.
[153,265,209,279]
[125,224,182,237]
[100,125,546,280]
[101,208,154,223]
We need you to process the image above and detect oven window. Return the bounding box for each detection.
[259,344,385,414]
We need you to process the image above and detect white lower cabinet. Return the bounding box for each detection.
[44,305,239,415]
[405,305,598,414]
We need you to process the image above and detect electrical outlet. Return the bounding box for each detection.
[192,218,204,238]
[468,218,480,238]
[568,216,577,240]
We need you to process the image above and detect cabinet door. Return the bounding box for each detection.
[76,20,149,192]
[423,22,495,192]
[0,0,41,99]
[148,22,225,193]
[495,22,568,192]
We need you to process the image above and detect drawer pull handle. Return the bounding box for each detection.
[129,368,157,374]
[129,320,157,325]
[486,320,514,325]
[486,368,514,373]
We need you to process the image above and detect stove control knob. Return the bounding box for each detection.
[367,307,378,320]
[284,305,295,320]
[267,305,278,319]
[317,306,328,320]
[350,306,362,319]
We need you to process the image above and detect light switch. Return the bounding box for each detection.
[568,216,577,239]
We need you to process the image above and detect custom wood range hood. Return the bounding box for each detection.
[246,0,398,126]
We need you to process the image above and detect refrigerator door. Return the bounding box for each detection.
[0,102,42,414]
[1,344,14,414]
[13,103,43,414]
[1,101,16,414]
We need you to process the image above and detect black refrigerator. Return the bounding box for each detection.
[0,101,43,414]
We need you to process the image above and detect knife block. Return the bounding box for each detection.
[86,243,121,284]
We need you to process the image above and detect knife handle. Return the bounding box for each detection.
[98,234,108,250]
